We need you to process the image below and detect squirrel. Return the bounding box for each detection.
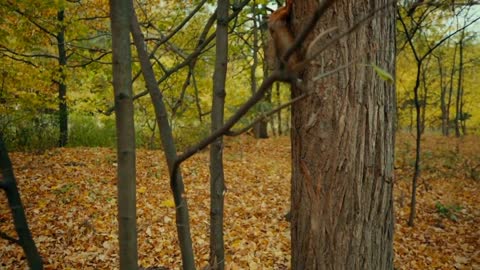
[268,0,337,80]
[268,0,300,75]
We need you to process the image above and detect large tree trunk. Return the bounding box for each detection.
[290,1,395,269]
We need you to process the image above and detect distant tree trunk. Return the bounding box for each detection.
[0,134,43,270]
[290,1,395,268]
[420,63,429,134]
[209,0,228,269]
[57,9,68,147]
[408,103,414,133]
[275,83,282,135]
[192,69,204,123]
[408,63,421,227]
[251,2,268,139]
[261,14,274,138]
[446,44,457,136]
[435,55,448,136]
[109,0,138,269]
[455,30,464,137]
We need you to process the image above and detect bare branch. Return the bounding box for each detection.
[67,51,112,68]
[420,16,480,61]
[174,71,287,167]
[408,0,480,15]
[173,0,393,169]
[0,45,58,60]
[155,0,209,47]
[5,1,57,38]
[0,231,20,245]
[226,93,308,136]
[225,59,356,137]
[0,53,38,67]
[104,0,251,115]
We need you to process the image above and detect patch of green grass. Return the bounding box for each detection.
[68,113,116,147]
[435,201,463,221]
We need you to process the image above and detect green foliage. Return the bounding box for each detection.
[0,112,59,152]
[68,113,116,148]
[435,201,462,221]
[396,4,480,133]
[172,121,211,150]
[463,155,480,181]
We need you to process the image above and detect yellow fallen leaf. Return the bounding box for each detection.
[160,199,175,207]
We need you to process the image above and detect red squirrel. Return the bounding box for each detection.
[268,0,336,79]
[268,0,300,74]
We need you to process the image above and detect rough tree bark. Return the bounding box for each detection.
[109,0,138,269]
[290,1,396,269]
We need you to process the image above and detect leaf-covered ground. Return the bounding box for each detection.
[0,134,479,269]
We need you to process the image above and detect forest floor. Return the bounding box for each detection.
[0,133,479,269]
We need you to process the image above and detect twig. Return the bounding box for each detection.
[0,231,20,245]
[225,93,307,136]
[104,0,251,115]
[225,60,355,136]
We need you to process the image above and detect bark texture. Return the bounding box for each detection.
[290,1,395,269]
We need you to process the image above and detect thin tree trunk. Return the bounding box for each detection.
[130,8,196,270]
[251,2,268,139]
[290,1,395,268]
[420,63,429,134]
[0,134,43,270]
[436,55,448,136]
[447,44,457,136]
[276,83,282,135]
[408,64,422,227]
[455,31,464,137]
[209,0,229,269]
[109,0,138,269]
[192,67,204,123]
[57,10,68,147]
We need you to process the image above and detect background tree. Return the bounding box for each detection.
[397,2,479,226]
[0,0,111,148]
